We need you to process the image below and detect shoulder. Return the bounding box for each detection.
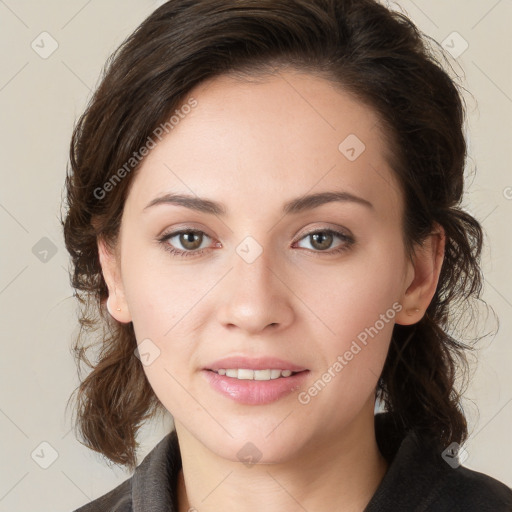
[368,413,512,511]
[72,430,181,512]
[403,434,512,511]
[427,464,512,511]
[73,477,133,512]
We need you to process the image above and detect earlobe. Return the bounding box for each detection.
[106,296,121,315]
[97,236,132,323]
[395,226,445,326]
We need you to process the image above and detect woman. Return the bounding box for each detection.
[63,0,512,510]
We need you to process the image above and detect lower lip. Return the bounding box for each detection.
[202,370,310,405]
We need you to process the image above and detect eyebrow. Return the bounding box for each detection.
[143,190,373,216]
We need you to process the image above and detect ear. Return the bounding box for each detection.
[395,224,445,326]
[97,236,132,323]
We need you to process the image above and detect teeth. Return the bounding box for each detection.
[214,369,297,380]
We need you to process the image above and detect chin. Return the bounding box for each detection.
[197,420,311,465]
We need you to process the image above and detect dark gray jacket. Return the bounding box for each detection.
[74,413,512,511]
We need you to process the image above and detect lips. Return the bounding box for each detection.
[202,355,309,405]
[203,370,309,405]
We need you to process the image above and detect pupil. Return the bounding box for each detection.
[182,232,201,249]
[312,232,332,250]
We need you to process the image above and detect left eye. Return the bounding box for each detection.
[294,229,353,252]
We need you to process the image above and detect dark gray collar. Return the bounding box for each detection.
[131,429,181,512]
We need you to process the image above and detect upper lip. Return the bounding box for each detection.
[205,356,307,372]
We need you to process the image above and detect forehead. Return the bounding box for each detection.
[124,70,402,219]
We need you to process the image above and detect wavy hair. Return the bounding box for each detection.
[62,0,484,470]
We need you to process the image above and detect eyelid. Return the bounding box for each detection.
[158,222,212,238]
[294,224,353,243]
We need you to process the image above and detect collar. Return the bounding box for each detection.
[364,413,448,510]
[129,413,416,511]
[128,412,508,511]
[131,429,182,511]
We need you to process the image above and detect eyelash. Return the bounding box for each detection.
[157,227,355,258]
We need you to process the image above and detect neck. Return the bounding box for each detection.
[176,400,387,512]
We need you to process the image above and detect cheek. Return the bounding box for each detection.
[140,357,192,416]
[293,235,405,408]
[296,234,406,347]
[123,248,205,341]
[122,252,211,414]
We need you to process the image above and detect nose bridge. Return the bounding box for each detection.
[235,237,275,292]
[216,235,293,333]
[232,235,279,304]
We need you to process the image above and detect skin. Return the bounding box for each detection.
[98,69,445,512]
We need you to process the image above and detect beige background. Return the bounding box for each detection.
[0,1,511,510]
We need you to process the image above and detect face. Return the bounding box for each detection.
[100,69,436,463]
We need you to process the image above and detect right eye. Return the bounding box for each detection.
[158,229,216,258]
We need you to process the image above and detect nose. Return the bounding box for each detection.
[216,243,295,335]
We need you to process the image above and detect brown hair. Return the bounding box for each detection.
[62,0,484,470]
